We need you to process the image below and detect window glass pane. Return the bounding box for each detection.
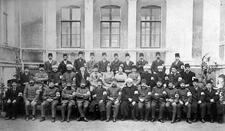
[61,8,70,20]
[72,22,80,34]
[101,35,110,47]
[71,34,80,47]
[61,22,70,34]
[111,8,120,20]
[151,8,161,21]
[111,34,119,47]
[101,8,110,20]
[141,8,150,21]
[61,34,70,47]
[111,22,120,34]
[72,8,81,20]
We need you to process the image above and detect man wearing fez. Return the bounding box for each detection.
[169,66,181,87]
[86,52,97,74]
[40,80,60,122]
[76,66,90,88]
[181,63,196,86]
[23,78,40,121]
[48,65,62,90]
[151,52,166,74]
[61,83,76,122]
[44,53,57,75]
[123,53,134,75]
[34,64,48,84]
[4,80,23,120]
[136,53,148,74]
[170,53,184,73]
[141,65,157,88]
[188,78,206,123]
[61,64,76,88]
[58,53,72,74]
[74,51,86,72]
[106,78,121,122]
[128,65,141,86]
[111,53,122,74]
[98,52,110,73]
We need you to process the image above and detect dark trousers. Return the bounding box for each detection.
[5,101,18,118]
[89,100,105,112]
[106,100,120,119]
[191,102,206,119]
[177,103,191,119]
[165,102,177,121]
[138,101,151,120]
[77,100,89,118]
[120,101,138,119]
[151,101,165,119]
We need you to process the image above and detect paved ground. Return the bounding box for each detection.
[0,118,225,131]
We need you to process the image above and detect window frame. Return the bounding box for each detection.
[100,5,121,48]
[60,6,81,48]
[140,5,161,49]
[3,12,8,45]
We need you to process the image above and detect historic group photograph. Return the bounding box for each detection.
[0,0,225,131]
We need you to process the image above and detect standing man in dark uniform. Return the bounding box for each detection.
[141,65,157,88]
[58,53,72,74]
[151,52,166,74]
[123,53,134,75]
[76,66,90,87]
[188,78,206,123]
[44,53,57,75]
[74,51,86,72]
[20,67,33,90]
[170,53,184,73]
[111,53,122,74]
[181,63,196,86]
[169,66,181,87]
[136,53,148,74]
[86,52,97,74]
[98,52,110,73]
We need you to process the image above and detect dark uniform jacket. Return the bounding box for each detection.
[170,60,184,73]
[138,86,151,102]
[177,88,191,103]
[74,58,86,72]
[121,85,138,102]
[107,86,121,101]
[181,71,196,86]
[151,59,166,74]
[111,59,122,73]
[204,88,217,103]
[76,71,90,87]
[92,87,107,101]
[136,59,148,73]
[140,72,157,87]
[165,88,178,102]
[76,87,90,100]
[62,88,75,100]
[169,73,181,86]
[44,60,57,74]
[49,71,62,84]
[43,87,59,100]
[98,60,110,73]
[151,86,166,102]
[123,61,134,74]
[58,60,72,74]
[20,72,33,86]
[188,86,205,103]
[5,87,23,101]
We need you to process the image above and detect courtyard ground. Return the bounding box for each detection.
[0,118,224,131]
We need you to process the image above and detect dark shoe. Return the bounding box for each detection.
[40,117,45,122]
[67,118,70,123]
[151,118,156,122]
[11,117,16,120]
[171,120,175,124]
[145,119,148,122]
[200,119,205,123]
[61,118,65,122]
[186,119,192,124]
[158,119,164,123]
[106,118,110,122]
[25,116,29,121]
[210,119,214,123]
[113,118,116,122]
[192,119,197,122]
[51,117,55,123]
[5,117,10,120]
[133,118,137,121]
[32,115,36,121]
[77,117,82,121]
[176,118,181,122]
[83,117,88,122]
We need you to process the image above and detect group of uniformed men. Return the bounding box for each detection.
[2,51,225,124]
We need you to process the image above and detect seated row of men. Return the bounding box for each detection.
[3,76,225,124]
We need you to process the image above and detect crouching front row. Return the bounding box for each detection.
[3,78,225,124]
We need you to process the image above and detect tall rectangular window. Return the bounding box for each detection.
[61,7,81,48]
[100,5,121,48]
[3,12,8,44]
[141,6,161,48]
